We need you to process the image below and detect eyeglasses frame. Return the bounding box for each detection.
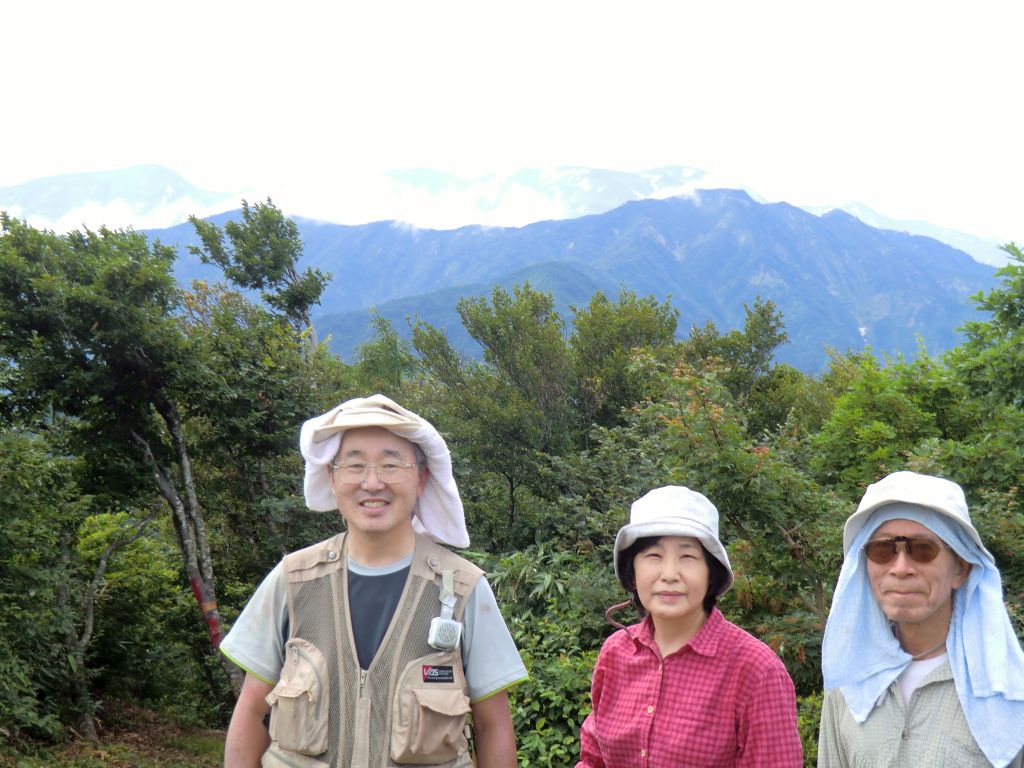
[329,460,419,485]
[861,535,954,565]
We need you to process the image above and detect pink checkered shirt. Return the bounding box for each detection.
[577,607,803,768]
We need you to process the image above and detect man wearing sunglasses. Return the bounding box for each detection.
[818,471,1024,767]
[220,395,527,768]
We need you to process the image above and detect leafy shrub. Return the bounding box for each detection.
[797,692,823,768]
[507,612,597,767]
[473,545,622,767]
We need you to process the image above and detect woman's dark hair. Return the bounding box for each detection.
[616,535,730,615]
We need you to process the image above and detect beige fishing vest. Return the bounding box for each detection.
[261,532,484,768]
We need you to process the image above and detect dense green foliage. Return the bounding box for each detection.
[2,211,1023,768]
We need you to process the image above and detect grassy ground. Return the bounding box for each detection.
[0,703,225,768]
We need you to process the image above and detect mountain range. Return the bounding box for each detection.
[0,164,1012,267]
[149,189,999,371]
[366,166,708,229]
[0,165,1006,371]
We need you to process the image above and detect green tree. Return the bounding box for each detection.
[951,242,1024,407]
[639,361,846,691]
[745,363,835,437]
[352,313,418,396]
[569,288,679,435]
[0,214,243,695]
[180,281,334,560]
[412,283,576,537]
[680,296,789,406]
[189,198,330,341]
[0,424,156,742]
[413,283,689,539]
[811,352,941,496]
[0,427,79,741]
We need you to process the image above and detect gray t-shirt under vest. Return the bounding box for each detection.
[347,559,410,670]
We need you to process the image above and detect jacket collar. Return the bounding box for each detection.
[629,606,724,658]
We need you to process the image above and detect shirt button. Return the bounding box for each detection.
[647,706,654,713]
[902,732,910,741]
[641,749,646,757]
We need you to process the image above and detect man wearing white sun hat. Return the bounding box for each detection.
[221,395,527,768]
[819,471,1024,767]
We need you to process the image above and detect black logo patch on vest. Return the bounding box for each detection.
[422,665,454,683]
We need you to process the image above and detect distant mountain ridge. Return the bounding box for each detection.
[800,201,1010,267]
[149,189,999,371]
[2,164,1012,269]
[380,165,707,223]
[0,165,241,232]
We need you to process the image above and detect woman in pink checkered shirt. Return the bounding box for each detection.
[577,486,804,768]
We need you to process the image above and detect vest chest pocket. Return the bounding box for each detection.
[265,638,330,756]
[391,651,472,764]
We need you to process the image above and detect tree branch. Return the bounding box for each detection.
[772,521,827,626]
[76,504,159,653]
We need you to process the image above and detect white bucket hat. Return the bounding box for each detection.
[843,471,993,562]
[299,394,470,548]
[613,486,734,595]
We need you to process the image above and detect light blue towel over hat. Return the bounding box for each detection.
[822,497,1024,768]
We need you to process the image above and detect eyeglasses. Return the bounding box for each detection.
[862,536,953,565]
[330,460,418,484]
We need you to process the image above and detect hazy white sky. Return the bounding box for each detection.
[2,1,1021,240]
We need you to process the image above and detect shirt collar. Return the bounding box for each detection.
[630,606,724,658]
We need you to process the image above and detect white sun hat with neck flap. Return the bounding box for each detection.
[613,485,734,595]
[299,394,470,548]
[842,471,992,561]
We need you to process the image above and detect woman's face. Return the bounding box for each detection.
[633,536,710,623]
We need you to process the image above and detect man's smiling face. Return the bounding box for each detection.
[329,426,428,538]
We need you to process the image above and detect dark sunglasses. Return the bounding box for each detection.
[862,536,952,565]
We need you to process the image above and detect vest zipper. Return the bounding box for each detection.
[288,643,324,720]
[359,668,367,698]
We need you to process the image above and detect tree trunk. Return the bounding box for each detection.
[71,643,98,744]
[75,705,99,744]
[302,309,319,347]
[56,533,99,744]
[131,402,246,698]
[64,507,158,743]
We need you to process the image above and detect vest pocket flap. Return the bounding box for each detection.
[413,688,471,717]
[267,638,330,757]
[266,682,312,708]
[283,638,328,702]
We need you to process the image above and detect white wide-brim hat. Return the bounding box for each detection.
[299,394,469,548]
[843,471,992,562]
[613,486,734,596]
